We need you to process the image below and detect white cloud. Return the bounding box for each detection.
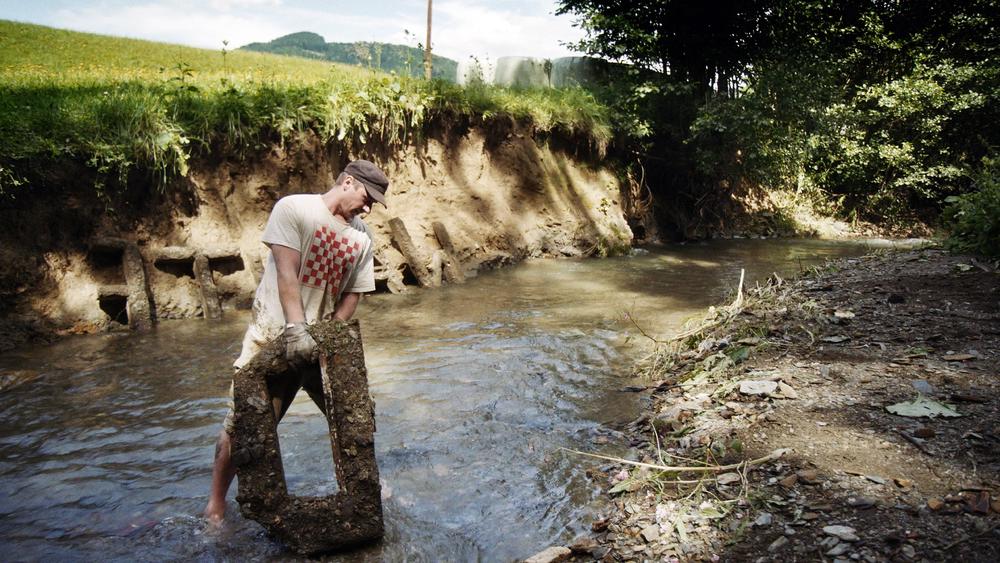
[431,1,585,60]
[50,2,291,49]
[42,0,586,60]
[207,0,284,9]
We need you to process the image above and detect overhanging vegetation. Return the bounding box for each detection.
[0,20,613,200]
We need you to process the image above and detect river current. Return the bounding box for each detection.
[0,239,885,561]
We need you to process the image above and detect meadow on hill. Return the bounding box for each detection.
[0,20,612,198]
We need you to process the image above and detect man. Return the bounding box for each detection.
[204,159,389,524]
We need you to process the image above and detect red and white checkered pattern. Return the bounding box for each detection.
[300,226,361,297]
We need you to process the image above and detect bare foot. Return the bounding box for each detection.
[203,499,226,526]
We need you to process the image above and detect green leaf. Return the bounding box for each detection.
[699,505,727,519]
[726,345,750,363]
[608,478,641,495]
[886,394,962,418]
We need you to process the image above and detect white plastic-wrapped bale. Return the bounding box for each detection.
[456,57,493,86]
[550,56,612,88]
[493,57,551,88]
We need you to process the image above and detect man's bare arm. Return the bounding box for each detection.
[333,292,362,321]
[271,244,305,323]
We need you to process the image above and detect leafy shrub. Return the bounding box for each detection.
[944,157,1000,257]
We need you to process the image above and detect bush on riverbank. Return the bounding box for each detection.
[944,157,1000,258]
[558,1,1000,232]
[0,21,613,200]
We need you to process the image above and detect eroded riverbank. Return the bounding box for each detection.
[567,248,999,562]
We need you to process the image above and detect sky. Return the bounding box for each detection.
[0,0,588,62]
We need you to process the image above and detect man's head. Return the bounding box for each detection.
[338,160,389,208]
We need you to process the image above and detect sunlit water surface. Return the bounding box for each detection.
[0,239,886,561]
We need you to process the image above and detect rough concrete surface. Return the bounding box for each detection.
[232,319,382,555]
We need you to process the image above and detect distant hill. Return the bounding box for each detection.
[241,32,458,81]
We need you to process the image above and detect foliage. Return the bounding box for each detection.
[0,20,614,199]
[241,32,459,82]
[944,157,1000,258]
[806,61,996,219]
[560,0,1000,227]
[556,0,769,93]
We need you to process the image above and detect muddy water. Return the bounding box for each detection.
[0,239,881,561]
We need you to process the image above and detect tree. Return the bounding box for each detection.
[558,0,1000,227]
[556,0,770,95]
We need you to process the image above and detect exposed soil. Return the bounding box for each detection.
[0,127,633,352]
[534,248,1000,562]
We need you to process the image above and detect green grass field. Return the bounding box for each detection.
[0,20,362,87]
[0,20,612,198]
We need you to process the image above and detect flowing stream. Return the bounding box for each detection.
[0,239,888,561]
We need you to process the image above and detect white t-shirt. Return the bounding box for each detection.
[234,194,375,368]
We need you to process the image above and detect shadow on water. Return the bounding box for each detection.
[0,239,884,560]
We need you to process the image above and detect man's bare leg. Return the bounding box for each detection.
[204,429,236,524]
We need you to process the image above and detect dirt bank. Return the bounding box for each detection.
[0,126,633,351]
[531,248,999,562]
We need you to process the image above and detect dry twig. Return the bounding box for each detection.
[561,446,789,473]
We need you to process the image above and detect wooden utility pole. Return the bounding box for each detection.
[424,0,433,80]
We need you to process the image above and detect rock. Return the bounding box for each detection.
[942,353,976,362]
[823,525,859,542]
[768,536,789,552]
[779,474,799,488]
[654,401,701,431]
[827,542,850,556]
[865,475,886,485]
[568,537,598,555]
[927,498,944,511]
[846,496,876,509]
[820,536,840,549]
[900,544,916,558]
[964,491,991,514]
[796,469,820,484]
[524,546,571,563]
[740,380,778,396]
[777,381,799,399]
[991,500,1000,514]
[641,524,661,542]
[894,478,914,490]
[591,518,610,532]
[754,512,773,527]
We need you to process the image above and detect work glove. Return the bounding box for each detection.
[284,322,317,367]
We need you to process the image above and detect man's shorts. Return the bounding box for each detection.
[222,325,326,434]
[221,364,326,434]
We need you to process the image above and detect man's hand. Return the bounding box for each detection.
[284,322,317,366]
